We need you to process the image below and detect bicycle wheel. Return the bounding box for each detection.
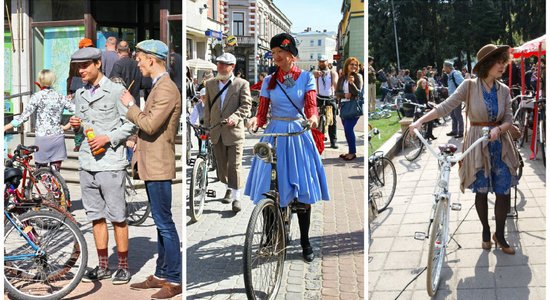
[370,157,397,213]
[539,120,545,166]
[186,123,193,166]
[426,199,449,297]
[125,176,151,226]
[402,128,424,161]
[189,157,207,222]
[27,167,71,211]
[4,210,88,300]
[243,198,285,300]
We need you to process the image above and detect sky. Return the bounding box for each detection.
[274,0,343,34]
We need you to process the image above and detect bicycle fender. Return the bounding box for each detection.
[262,191,278,201]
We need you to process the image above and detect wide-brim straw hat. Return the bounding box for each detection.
[473,44,510,73]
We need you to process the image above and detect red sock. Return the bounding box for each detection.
[118,251,128,270]
[97,248,108,269]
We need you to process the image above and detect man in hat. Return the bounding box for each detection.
[367,56,376,112]
[314,55,339,148]
[68,46,135,285]
[120,39,182,298]
[443,60,465,138]
[203,52,252,213]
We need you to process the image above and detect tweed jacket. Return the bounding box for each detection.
[203,77,252,145]
[434,78,520,192]
[74,77,135,172]
[127,74,182,180]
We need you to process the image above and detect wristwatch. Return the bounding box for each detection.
[127,101,135,108]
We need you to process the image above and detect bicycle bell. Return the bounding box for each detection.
[481,126,490,137]
[253,142,274,163]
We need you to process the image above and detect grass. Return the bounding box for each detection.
[368,111,402,153]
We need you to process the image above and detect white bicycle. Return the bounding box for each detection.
[412,126,490,296]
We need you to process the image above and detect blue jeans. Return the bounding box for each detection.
[145,181,181,283]
[450,106,464,135]
[342,117,360,154]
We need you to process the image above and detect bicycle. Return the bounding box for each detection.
[316,95,336,136]
[412,126,490,296]
[242,121,310,300]
[401,99,429,161]
[125,171,151,226]
[511,93,535,148]
[535,97,545,165]
[187,121,218,223]
[4,164,88,300]
[6,144,71,212]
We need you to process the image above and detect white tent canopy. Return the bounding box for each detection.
[186,58,217,70]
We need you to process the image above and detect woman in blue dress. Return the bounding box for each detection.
[410,44,520,255]
[246,33,330,262]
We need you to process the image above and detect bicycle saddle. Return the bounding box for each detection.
[4,167,23,185]
[438,143,458,154]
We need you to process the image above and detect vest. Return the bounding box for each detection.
[317,70,333,97]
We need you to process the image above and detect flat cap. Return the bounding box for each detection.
[78,38,93,49]
[136,39,168,60]
[71,47,102,63]
[216,53,236,65]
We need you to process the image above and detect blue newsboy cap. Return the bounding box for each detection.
[71,47,102,63]
[136,40,168,60]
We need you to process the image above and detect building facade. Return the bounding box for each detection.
[4,0,182,134]
[337,0,364,66]
[223,0,291,83]
[295,29,337,71]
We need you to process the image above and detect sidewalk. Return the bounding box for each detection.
[368,120,546,299]
[186,117,365,299]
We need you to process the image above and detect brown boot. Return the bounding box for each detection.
[130,275,167,290]
[151,283,182,299]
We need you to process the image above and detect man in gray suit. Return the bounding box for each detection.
[203,53,251,212]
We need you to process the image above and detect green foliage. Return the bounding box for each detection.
[368,111,401,153]
[368,0,546,72]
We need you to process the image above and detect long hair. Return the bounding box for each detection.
[343,57,360,77]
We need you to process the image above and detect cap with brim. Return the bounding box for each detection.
[79,38,93,49]
[473,44,510,73]
[71,47,102,63]
[216,53,236,65]
[136,40,168,60]
[318,55,328,61]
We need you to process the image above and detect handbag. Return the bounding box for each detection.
[509,124,521,141]
[340,99,364,119]
[275,81,325,154]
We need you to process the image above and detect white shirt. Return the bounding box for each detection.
[317,70,333,97]
[218,75,234,108]
[343,80,350,94]
[189,103,202,125]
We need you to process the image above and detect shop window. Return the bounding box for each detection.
[31,0,85,22]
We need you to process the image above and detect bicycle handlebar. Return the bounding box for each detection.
[247,120,310,137]
[413,127,490,163]
[402,99,427,109]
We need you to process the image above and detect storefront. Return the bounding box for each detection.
[5,0,182,134]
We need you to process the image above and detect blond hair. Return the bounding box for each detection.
[37,69,56,87]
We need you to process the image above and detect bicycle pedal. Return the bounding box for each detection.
[451,203,462,211]
[207,190,216,198]
[414,232,427,240]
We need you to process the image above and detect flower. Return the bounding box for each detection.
[281,39,290,46]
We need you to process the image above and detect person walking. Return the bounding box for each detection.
[120,39,183,298]
[443,60,465,138]
[203,52,252,212]
[69,47,135,284]
[314,55,339,149]
[246,33,330,262]
[410,44,520,255]
[336,57,363,161]
[4,69,73,170]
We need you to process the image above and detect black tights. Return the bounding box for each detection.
[475,192,511,247]
[297,206,311,249]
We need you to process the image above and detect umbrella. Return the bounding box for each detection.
[186,58,217,70]
[512,34,546,58]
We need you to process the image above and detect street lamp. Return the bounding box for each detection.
[391,0,401,70]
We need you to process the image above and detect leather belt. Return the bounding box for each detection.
[470,121,500,126]
[271,117,302,121]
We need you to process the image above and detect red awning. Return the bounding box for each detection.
[512,35,546,58]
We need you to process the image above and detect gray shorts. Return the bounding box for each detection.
[80,170,126,223]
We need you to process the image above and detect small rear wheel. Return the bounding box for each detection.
[370,157,396,213]
[125,176,151,226]
[28,167,71,211]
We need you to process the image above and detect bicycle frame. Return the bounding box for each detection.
[3,211,42,261]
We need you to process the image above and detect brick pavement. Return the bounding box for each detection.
[186,118,365,299]
[368,118,546,299]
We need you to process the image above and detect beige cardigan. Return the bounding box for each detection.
[434,78,520,193]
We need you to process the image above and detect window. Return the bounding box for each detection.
[31,0,85,22]
[310,40,314,46]
[233,12,245,36]
[211,0,217,20]
[318,39,322,46]
[310,54,314,59]
[186,38,193,59]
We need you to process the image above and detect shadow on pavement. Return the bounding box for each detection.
[320,230,364,257]
[64,281,103,300]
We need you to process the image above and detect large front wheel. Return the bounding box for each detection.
[426,199,449,297]
[189,157,207,222]
[243,198,285,300]
[402,128,424,161]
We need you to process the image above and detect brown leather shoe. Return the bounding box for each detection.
[130,275,167,290]
[481,241,492,250]
[151,283,182,299]
[492,233,515,255]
